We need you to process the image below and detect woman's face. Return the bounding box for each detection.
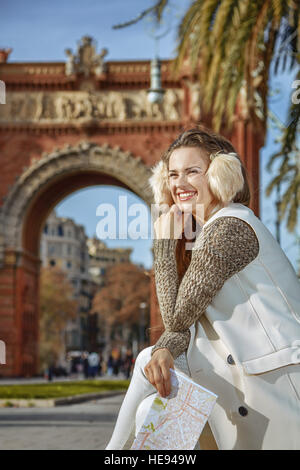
[168,146,215,218]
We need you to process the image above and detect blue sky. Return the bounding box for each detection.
[1,0,299,271]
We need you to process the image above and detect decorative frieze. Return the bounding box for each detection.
[0,89,183,123]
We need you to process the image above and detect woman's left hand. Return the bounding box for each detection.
[144,348,174,398]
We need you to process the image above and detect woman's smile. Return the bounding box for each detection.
[177,191,197,202]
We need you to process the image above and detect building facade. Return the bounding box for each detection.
[87,236,132,285]
[40,210,95,351]
[40,211,134,353]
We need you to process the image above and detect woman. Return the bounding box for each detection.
[106,126,300,450]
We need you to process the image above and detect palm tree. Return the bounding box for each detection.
[265,86,300,232]
[113,0,300,232]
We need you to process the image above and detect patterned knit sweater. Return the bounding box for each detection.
[151,216,260,359]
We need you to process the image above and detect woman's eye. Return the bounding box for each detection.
[169,170,199,178]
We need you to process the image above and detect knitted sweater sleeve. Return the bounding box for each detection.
[151,216,259,359]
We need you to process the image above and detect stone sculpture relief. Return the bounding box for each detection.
[0,89,182,123]
[184,79,202,121]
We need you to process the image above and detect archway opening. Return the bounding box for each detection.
[35,180,153,379]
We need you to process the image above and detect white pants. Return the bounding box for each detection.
[105,346,193,450]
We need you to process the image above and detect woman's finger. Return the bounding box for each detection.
[144,365,154,386]
[160,363,172,396]
[153,366,166,397]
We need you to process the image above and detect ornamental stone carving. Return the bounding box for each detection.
[0,89,183,123]
[65,36,108,77]
[184,79,202,121]
[0,142,153,267]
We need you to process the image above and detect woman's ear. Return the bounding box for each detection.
[148,160,173,206]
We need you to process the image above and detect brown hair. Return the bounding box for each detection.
[161,125,253,282]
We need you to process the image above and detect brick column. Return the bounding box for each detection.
[0,250,40,377]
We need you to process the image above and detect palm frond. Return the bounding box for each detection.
[271,0,287,26]
[266,151,284,172]
[153,0,169,22]
[172,0,215,76]
[265,159,291,196]
[279,173,298,214]
[112,0,169,29]
[284,176,300,232]
[203,0,243,107]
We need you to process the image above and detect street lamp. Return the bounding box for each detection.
[144,11,172,105]
[147,57,165,104]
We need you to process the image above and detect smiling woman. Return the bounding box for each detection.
[156,129,251,281]
[106,125,300,451]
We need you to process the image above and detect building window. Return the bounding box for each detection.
[44,224,48,234]
[49,259,56,266]
[58,225,64,236]
[67,261,72,269]
[48,244,55,255]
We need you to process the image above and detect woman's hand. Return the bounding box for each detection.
[144,348,174,398]
[154,204,184,239]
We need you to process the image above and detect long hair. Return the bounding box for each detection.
[149,125,253,282]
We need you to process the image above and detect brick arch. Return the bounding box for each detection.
[0,141,153,263]
[0,142,154,376]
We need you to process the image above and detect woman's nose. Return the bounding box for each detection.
[177,172,188,183]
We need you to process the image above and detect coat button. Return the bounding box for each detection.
[238,406,248,417]
[227,354,235,365]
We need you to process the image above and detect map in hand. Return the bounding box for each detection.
[131,368,218,450]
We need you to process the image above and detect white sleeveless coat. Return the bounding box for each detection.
[186,202,300,449]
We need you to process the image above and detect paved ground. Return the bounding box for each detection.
[0,393,135,450]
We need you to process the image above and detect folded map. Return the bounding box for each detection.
[131,368,218,450]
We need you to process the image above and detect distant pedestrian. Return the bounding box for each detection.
[113,355,122,376]
[47,362,54,382]
[82,352,89,379]
[88,352,99,378]
[107,355,114,376]
[98,353,103,377]
[123,349,134,379]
